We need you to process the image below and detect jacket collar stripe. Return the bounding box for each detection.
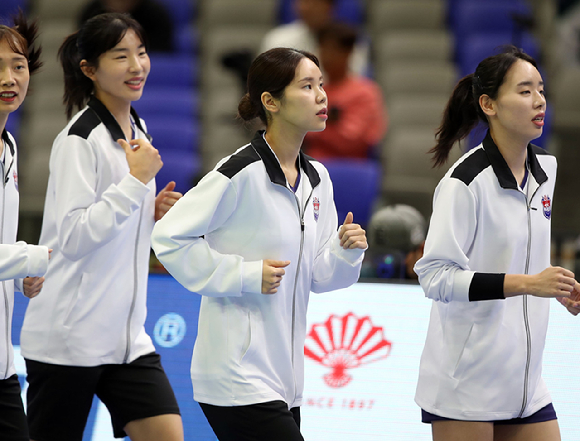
[1,129,14,158]
[87,96,151,143]
[251,130,321,188]
[482,131,548,190]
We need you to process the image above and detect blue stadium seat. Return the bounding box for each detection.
[0,0,27,21]
[156,0,195,28]
[321,159,381,228]
[155,150,201,195]
[134,87,198,120]
[450,1,532,55]
[174,25,198,54]
[145,116,199,154]
[457,31,540,77]
[447,0,527,28]
[279,0,365,25]
[147,54,198,88]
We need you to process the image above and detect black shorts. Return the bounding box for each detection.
[25,352,180,441]
[200,400,304,441]
[0,374,28,441]
[422,403,557,425]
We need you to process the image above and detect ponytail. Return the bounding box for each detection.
[430,75,480,167]
[59,32,94,119]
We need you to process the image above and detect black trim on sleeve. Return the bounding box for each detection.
[468,272,506,301]
[217,145,260,179]
[68,107,102,140]
[451,148,490,186]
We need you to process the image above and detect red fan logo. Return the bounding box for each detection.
[304,313,392,388]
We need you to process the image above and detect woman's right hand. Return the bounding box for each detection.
[118,138,163,184]
[262,259,290,294]
[529,266,576,298]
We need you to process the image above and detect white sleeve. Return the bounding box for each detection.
[0,242,49,283]
[52,135,150,261]
[414,178,477,303]
[151,171,262,297]
[310,176,365,294]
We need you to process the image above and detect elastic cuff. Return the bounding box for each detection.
[241,260,263,294]
[331,236,366,265]
[468,273,506,301]
[26,244,49,277]
[118,173,151,202]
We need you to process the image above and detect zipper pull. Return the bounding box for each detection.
[301,218,305,231]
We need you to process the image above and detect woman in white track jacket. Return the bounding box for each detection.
[414,46,580,441]
[0,15,49,441]
[20,13,183,441]
[152,48,367,441]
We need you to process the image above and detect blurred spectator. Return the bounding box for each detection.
[304,23,387,160]
[260,0,369,76]
[79,0,174,52]
[361,205,426,280]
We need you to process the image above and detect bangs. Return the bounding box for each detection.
[0,26,27,60]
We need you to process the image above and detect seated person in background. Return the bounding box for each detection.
[260,0,369,76]
[79,0,174,52]
[361,205,426,280]
[304,22,387,160]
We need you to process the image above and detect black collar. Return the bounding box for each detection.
[1,129,15,184]
[1,129,14,158]
[250,130,321,188]
[482,131,548,190]
[87,96,151,142]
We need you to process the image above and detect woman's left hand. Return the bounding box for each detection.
[557,280,580,316]
[339,212,367,250]
[23,277,45,299]
[155,181,183,221]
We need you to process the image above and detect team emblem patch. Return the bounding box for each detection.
[313,197,320,221]
[541,195,551,219]
[13,170,18,192]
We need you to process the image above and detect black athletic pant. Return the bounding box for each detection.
[200,400,304,441]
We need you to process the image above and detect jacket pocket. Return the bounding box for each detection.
[452,323,475,380]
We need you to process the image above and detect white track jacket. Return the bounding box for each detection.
[414,133,557,421]
[21,97,156,366]
[0,130,48,378]
[152,131,365,408]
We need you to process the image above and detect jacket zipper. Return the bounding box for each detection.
[518,182,541,417]
[290,188,313,405]
[123,205,143,363]
[276,178,313,406]
[1,156,9,378]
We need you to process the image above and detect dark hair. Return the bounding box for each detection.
[430,45,538,167]
[317,22,358,51]
[0,10,42,75]
[59,13,148,119]
[237,47,320,126]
